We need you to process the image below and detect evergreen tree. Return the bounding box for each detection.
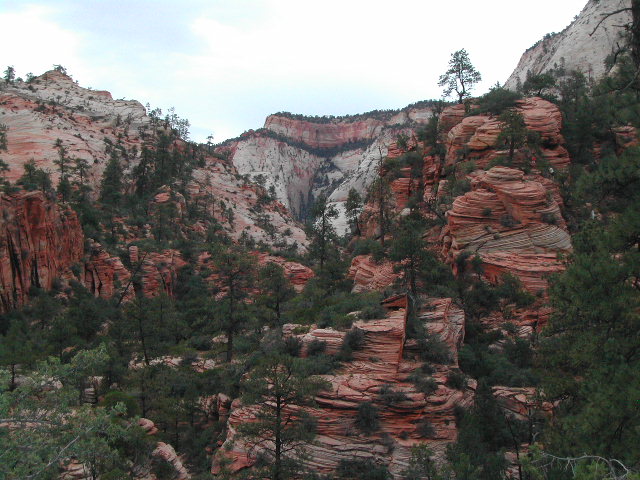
[257,263,295,325]
[308,194,339,271]
[345,187,363,236]
[211,245,256,362]
[438,49,482,103]
[238,354,329,480]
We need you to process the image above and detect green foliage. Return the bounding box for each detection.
[476,84,522,115]
[238,354,329,480]
[355,401,380,435]
[401,444,447,480]
[522,71,556,97]
[336,458,390,480]
[0,346,150,479]
[438,49,482,103]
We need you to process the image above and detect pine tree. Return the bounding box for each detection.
[238,354,329,480]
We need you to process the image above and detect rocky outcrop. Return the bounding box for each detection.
[505,0,631,89]
[216,297,473,478]
[442,167,571,292]
[444,98,569,170]
[256,253,314,292]
[0,191,83,312]
[0,70,148,187]
[348,254,399,293]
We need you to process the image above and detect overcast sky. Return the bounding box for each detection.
[2,0,587,142]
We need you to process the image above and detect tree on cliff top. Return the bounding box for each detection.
[438,49,482,104]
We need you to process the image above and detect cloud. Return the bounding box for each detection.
[2,0,588,142]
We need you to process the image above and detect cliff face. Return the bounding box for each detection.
[0,71,307,252]
[216,296,473,478]
[0,70,147,186]
[0,191,84,312]
[222,104,435,232]
[505,0,631,89]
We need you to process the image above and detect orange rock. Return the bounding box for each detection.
[0,191,84,312]
[348,255,399,293]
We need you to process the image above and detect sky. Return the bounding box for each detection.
[2,0,588,143]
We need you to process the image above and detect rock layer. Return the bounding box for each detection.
[0,191,83,312]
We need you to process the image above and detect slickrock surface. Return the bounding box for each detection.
[0,191,83,312]
[348,254,399,293]
[188,160,308,249]
[442,166,571,292]
[505,0,631,89]
[153,442,191,480]
[216,297,473,478]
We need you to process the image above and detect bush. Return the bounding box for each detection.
[307,339,327,356]
[482,207,492,217]
[500,214,517,228]
[100,391,140,417]
[355,401,380,434]
[415,418,436,438]
[446,370,467,390]
[417,333,452,364]
[360,303,385,320]
[378,384,409,406]
[339,327,366,361]
[336,458,390,480]
[408,372,439,396]
[283,336,302,357]
[476,86,523,115]
[541,211,558,224]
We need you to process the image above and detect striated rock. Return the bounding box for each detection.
[445,98,569,170]
[84,240,132,301]
[138,418,159,436]
[442,166,571,292]
[348,254,399,293]
[0,191,84,312]
[225,105,435,234]
[188,159,308,250]
[217,297,473,478]
[153,442,191,480]
[0,70,148,188]
[256,252,314,292]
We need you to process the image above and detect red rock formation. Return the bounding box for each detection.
[348,255,399,293]
[216,297,473,478]
[444,97,569,171]
[256,253,314,292]
[84,240,132,301]
[0,191,83,312]
[442,166,571,292]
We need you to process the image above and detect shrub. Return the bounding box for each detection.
[307,339,327,356]
[355,401,380,435]
[283,336,302,357]
[500,213,517,228]
[541,211,558,224]
[378,384,409,406]
[417,333,452,364]
[476,86,523,115]
[482,207,492,217]
[415,418,436,438]
[338,328,365,361]
[336,458,390,480]
[446,370,467,390]
[408,372,439,396]
[360,303,385,320]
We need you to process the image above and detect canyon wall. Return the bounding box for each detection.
[0,191,84,312]
[221,104,435,233]
[505,0,631,89]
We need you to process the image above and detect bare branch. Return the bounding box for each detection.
[590,8,633,36]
